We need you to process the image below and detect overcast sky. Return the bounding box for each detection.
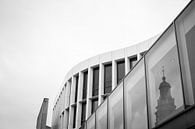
[0,0,191,129]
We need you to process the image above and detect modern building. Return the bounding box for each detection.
[51,1,195,129]
[37,98,51,129]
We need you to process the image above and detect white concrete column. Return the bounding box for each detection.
[76,72,84,128]
[125,57,130,74]
[70,77,76,105]
[68,106,74,129]
[86,67,93,119]
[112,60,117,90]
[98,63,104,105]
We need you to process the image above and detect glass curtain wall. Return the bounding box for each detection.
[124,59,148,129]
[145,24,184,127]
[108,82,124,129]
[87,113,95,129]
[175,0,195,106]
[96,99,108,129]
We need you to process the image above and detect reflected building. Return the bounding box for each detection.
[155,68,176,125]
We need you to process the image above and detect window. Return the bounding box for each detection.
[96,99,107,129]
[129,55,137,69]
[81,103,86,126]
[117,60,125,84]
[83,71,88,99]
[108,82,124,129]
[104,63,112,94]
[145,25,184,127]
[91,99,98,114]
[92,67,99,96]
[124,59,147,129]
[175,0,195,105]
[73,106,77,128]
[75,75,79,103]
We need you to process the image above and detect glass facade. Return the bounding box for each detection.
[124,59,148,129]
[83,71,88,99]
[129,55,137,69]
[117,60,125,84]
[96,99,107,129]
[145,25,184,127]
[175,1,195,105]
[73,106,77,128]
[81,103,86,126]
[104,64,112,94]
[108,82,123,129]
[93,67,99,96]
[87,113,95,129]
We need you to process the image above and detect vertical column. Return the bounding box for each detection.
[137,53,141,61]
[98,63,104,105]
[86,67,93,119]
[112,60,117,90]
[70,77,76,105]
[76,72,84,128]
[68,77,74,129]
[125,57,130,74]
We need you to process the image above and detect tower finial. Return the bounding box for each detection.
[162,66,166,81]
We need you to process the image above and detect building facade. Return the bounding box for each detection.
[52,1,195,129]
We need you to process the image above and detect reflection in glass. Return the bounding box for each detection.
[117,60,125,84]
[104,64,112,94]
[145,25,184,127]
[129,56,137,69]
[87,114,95,129]
[91,99,98,113]
[124,59,147,129]
[96,99,107,129]
[108,82,123,129]
[175,1,195,105]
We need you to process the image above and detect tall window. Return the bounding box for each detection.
[91,99,98,113]
[75,75,79,103]
[104,64,112,94]
[92,67,99,96]
[129,55,137,69]
[117,60,125,84]
[83,71,88,99]
[73,106,77,128]
[81,103,86,126]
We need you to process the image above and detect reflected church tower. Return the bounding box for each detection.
[155,67,176,125]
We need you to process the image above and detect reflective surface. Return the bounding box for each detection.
[108,82,124,129]
[145,25,184,127]
[96,99,107,129]
[124,59,147,129]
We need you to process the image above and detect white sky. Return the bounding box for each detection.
[0,0,191,129]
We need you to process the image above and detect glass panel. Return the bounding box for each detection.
[145,25,184,127]
[104,64,112,94]
[129,56,137,69]
[83,71,88,99]
[73,106,77,128]
[96,99,107,129]
[108,82,124,129]
[93,67,99,96]
[87,113,95,129]
[124,59,147,129]
[117,60,125,84]
[91,99,98,114]
[175,0,195,105]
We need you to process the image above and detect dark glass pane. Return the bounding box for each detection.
[145,25,184,127]
[93,67,99,96]
[81,103,86,125]
[83,71,88,99]
[91,99,98,113]
[117,60,125,84]
[104,64,112,94]
[75,76,79,102]
[124,59,147,129]
[73,106,77,128]
[129,56,137,69]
